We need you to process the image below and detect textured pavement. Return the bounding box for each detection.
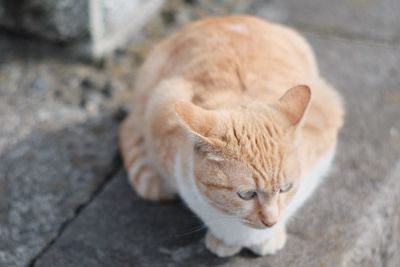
[0,39,122,266]
[1,0,400,266]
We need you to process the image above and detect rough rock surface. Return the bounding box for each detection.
[0,38,122,266]
[0,0,164,57]
[0,0,88,41]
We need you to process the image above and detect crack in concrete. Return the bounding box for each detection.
[26,153,122,267]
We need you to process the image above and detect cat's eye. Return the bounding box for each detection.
[279,183,293,193]
[237,190,257,200]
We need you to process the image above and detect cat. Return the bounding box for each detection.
[119,15,344,257]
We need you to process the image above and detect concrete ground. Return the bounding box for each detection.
[1,0,399,266]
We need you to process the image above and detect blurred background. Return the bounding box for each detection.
[0,0,399,266]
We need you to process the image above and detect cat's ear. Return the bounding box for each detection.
[273,85,311,129]
[174,101,225,147]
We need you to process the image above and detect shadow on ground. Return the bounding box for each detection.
[36,171,235,267]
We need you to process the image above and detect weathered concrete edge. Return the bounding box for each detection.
[342,159,400,266]
[89,0,164,57]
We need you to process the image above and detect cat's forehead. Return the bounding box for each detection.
[225,123,285,165]
[221,156,282,188]
[228,112,284,141]
[214,114,287,184]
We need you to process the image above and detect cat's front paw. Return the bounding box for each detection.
[205,231,241,257]
[249,226,287,256]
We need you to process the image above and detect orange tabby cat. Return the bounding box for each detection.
[119,15,344,257]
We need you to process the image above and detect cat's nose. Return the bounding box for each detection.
[261,219,277,228]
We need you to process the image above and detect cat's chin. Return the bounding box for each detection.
[242,220,271,230]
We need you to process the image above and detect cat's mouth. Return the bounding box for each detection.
[242,219,272,230]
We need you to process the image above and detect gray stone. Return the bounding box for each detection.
[0,116,119,267]
[249,0,400,44]
[0,0,164,57]
[33,32,400,266]
[90,0,164,57]
[0,39,121,266]
[0,0,88,41]
[34,172,218,267]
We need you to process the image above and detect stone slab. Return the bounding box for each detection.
[0,0,164,57]
[0,39,121,266]
[90,0,164,57]
[0,0,88,41]
[249,0,400,44]
[33,31,400,266]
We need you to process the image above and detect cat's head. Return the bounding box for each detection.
[175,85,311,229]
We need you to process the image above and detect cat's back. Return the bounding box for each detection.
[136,16,318,101]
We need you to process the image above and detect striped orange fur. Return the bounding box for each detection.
[119,115,175,201]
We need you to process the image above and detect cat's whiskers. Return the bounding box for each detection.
[176,223,208,237]
[177,216,241,237]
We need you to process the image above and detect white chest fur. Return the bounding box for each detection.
[174,148,336,247]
